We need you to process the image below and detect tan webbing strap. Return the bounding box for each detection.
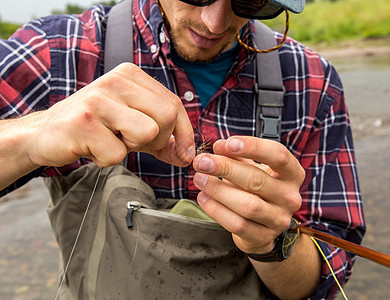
[254,21,285,142]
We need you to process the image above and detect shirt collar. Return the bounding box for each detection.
[133,0,167,61]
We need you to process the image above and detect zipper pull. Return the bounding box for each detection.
[126,201,141,228]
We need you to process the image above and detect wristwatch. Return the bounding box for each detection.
[246,219,299,262]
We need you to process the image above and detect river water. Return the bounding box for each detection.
[331,53,390,299]
[0,53,389,299]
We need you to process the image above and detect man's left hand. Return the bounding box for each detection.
[192,136,305,254]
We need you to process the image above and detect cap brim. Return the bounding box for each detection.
[271,0,305,14]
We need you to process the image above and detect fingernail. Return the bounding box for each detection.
[197,191,209,205]
[187,145,195,159]
[198,156,214,172]
[228,138,244,153]
[194,173,208,187]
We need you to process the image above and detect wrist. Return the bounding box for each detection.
[245,219,299,262]
[1,114,43,176]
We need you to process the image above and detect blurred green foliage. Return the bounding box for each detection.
[0,22,20,39]
[263,0,390,45]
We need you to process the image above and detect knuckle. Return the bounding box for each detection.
[217,160,234,178]
[280,216,292,232]
[117,62,140,75]
[290,192,302,212]
[141,121,160,144]
[154,91,180,128]
[297,165,306,184]
[275,146,291,167]
[242,197,262,220]
[247,169,266,193]
[281,215,291,230]
[96,71,125,90]
[163,102,179,125]
[232,218,248,236]
[101,63,141,90]
[165,93,180,114]
[80,90,104,111]
[283,190,302,213]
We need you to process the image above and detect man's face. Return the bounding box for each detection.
[159,0,249,62]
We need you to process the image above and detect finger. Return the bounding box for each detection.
[214,136,305,184]
[196,191,275,250]
[193,153,302,212]
[212,139,253,164]
[193,172,284,227]
[171,105,195,163]
[213,139,279,177]
[73,112,128,167]
[148,136,192,167]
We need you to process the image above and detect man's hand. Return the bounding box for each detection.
[1,63,194,190]
[192,136,321,299]
[192,136,304,254]
[28,63,195,168]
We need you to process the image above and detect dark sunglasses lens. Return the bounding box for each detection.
[232,0,284,19]
[179,0,217,6]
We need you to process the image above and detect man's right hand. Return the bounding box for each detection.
[0,63,195,190]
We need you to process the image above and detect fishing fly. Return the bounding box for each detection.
[192,125,214,156]
[196,136,212,156]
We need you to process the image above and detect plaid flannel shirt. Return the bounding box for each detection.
[0,1,365,298]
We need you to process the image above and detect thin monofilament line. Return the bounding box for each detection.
[54,167,103,300]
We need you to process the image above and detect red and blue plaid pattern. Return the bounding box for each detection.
[0,1,365,298]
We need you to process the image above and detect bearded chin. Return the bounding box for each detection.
[175,44,232,63]
[166,19,237,63]
[173,39,231,63]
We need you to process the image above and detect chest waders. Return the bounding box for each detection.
[46,0,285,298]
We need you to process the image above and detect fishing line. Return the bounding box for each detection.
[311,237,349,300]
[53,167,103,300]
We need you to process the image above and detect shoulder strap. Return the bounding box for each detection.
[105,0,134,167]
[104,0,134,74]
[253,21,285,142]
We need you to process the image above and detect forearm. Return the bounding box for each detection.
[0,113,42,191]
[250,233,321,299]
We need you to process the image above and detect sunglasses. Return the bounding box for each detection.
[178,0,284,20]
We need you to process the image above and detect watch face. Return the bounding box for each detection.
[282,219,299,258]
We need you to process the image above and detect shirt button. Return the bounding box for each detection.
[184,91,194,101]
[159,32,166,44]
[150,44,157,54]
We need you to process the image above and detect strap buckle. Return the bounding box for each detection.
[259,113,281,141]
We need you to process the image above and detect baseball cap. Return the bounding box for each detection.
[272,0,305,14]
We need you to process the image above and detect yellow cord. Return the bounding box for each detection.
[310,237,349,300]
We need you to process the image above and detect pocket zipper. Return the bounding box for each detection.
[126,201,143,228]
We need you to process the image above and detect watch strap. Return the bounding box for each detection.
[245,219,299,262]
[246,233,284,262]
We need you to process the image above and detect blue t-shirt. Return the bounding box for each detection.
[170,44,238,108]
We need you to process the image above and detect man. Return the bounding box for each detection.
[0,0,364,298]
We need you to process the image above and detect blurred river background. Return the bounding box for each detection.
[0,48,390,299]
